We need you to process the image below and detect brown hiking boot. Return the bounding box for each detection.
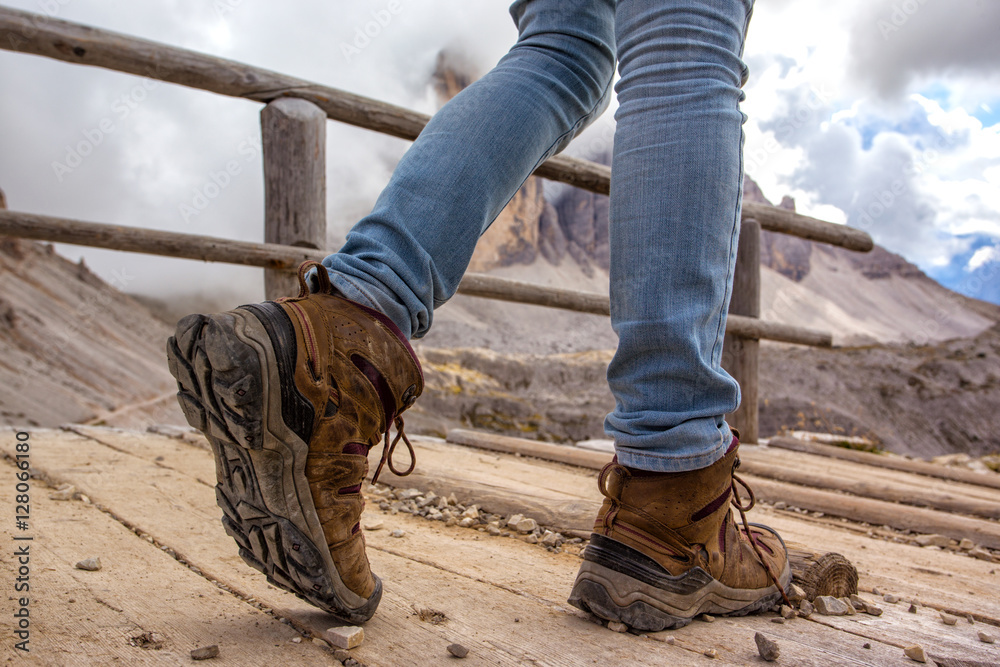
[165,261,422,623]
[568,436,791,631]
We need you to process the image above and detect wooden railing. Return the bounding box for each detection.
[0,7,872,442]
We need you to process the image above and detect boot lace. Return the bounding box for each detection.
[732,459,793,609]
[371,416,415,485]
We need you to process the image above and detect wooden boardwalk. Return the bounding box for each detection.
[2,426,998,665]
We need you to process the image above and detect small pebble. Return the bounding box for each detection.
[607,621,628,633]
[754,632,780,662]
[447,643,469,658]
[959,538,975,550]
[969,547,993,561]
[814,596,850,616]
[704,649,717,659]
[363,521,384,531]
[883,594,899,604]
[390,529,405,538]
[842,598,857,615]
[979,631,996,644]
[770,617,785,624]
[325,625,364,650]
[863,602,883,617]
[966,614,975,624]
[190,645,219,660]
[290,637,302,644]
[903,645,926,663]
[514,518,538,534]
[939,612,958,626]
[344,659,361,667]
[915,534,950,548]
[871,587,881,595]
[780,605,796,619]
[798,600,814,617]
[333,649,352,662]
[699,614,715,623]
[665,636,675,645]
[863,643,871,649]
[75,557,102,571]
[787,584,806,602]
[908,603,918,614]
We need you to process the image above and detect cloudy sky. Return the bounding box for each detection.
[0,0,998,306]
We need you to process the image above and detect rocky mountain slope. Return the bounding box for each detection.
[0,236,183,427]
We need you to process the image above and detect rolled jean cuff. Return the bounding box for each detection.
[612,419,734,473]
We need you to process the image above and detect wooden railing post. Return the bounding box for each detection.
[723,219,761,443]
[261,97,327,299]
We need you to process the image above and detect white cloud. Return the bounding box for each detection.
[967,246,1000,272]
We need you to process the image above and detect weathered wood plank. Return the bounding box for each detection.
[0,456,333,664]
[723,219,762,442]
[261,97,327,299]
[0,6,873,252]
[447,428,1000,548]
[769,436,1000,491]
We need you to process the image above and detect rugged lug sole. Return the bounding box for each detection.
[166,309,380,624]
[567,534,791,632]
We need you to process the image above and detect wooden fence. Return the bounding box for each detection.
[0,7,872,442]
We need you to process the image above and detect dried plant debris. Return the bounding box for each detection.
[413,606,448,625]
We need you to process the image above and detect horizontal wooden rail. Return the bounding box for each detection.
[0,209,833,347]
[0,7,873,253]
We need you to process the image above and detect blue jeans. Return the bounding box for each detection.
[321,0,754,473]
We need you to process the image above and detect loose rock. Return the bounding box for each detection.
[959,538,975,550]
[883,594,899,604]
[979,631,996,644]
[908,603,918,614]
[397,488,422,500]
[486,522,502,536]
[915,534,950,548]
[970,548,994,561]
[770,617,785,624]
[506,514,524,528]
[75,557,102,571]
[842,598,857,615]
[363,521,383,531]
[460,506,479,520]
[798,600,814,617]
[390,529,405,538]
[326,626,365,649]
[190,645,219,660]
[704,649,717,659]
[514,518,538,534]
[754,632,780,662]
[787,584,806,602]
[699,614,715,623]
[333,649,352,662]
[607,621,628,633]
[458,517,476,528]
[939,612,958,626]
[780,605,796,619]
[814,596,850,616]
[447,643,469,658]
[863,643,871,649]
[903,645,927,663]
[540,530,562,547]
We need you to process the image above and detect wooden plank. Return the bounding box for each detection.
[739,458,1000,521]
[8,428,946,666]
[723,219,762,442]
[0,456,333,664]
[0,6,874,252]
[769,436,1000,491]
[261,97,327,300]
[447,429,1000,549]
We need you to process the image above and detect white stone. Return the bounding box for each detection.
[325,625,364,649]
[914,534,950,548]
[514,518,537,534]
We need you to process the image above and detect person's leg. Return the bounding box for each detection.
[569,0,791,631]
[604,0,752,471]
[169,0,617,624]
[321,0,616,340]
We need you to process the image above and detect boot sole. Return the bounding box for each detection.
[166,306,381,623]
[568,534,791,632]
